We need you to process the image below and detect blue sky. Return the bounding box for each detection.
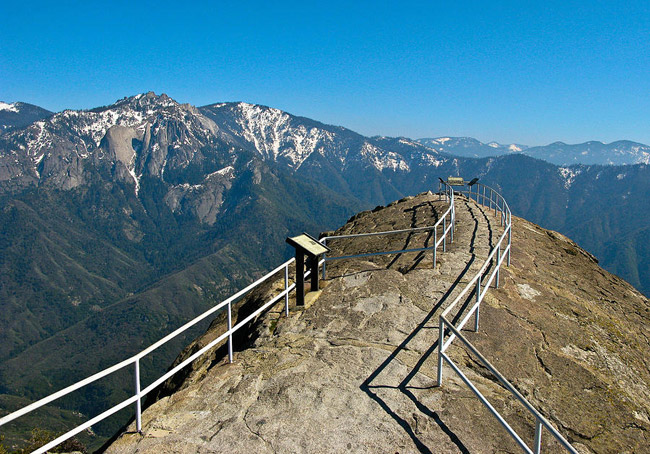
[1,0,649,145]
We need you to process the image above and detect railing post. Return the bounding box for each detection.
[284,264,290,317]
[507,216,512,267]
[534,420,543,454]
[433,229,437,268]
[450,210,454,243]
[437,317,445,386]
[482,185,486,206]
[134,359,142,433]
[475,275,481,332]
[443,217,447,252]
[496,247,501,289]
[500,203,504,225]
[227,300,233,363]
[321,238,327,280]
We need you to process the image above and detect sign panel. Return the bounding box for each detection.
[286,233,330,257]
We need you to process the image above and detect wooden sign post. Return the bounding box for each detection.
[286,233,330,306]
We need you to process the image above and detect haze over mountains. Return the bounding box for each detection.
[0,92,648,447]
[418,136,650,165]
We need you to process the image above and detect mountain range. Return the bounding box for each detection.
[418,136,650,165]
[0,92,648,448]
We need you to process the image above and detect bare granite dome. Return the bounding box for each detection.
[105,192,650,453]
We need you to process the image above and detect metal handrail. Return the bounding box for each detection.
[436,183,577,454]
[320,185,456,277]
[440,321,578,454]
[1,182,577,454]
[0,257,300,454]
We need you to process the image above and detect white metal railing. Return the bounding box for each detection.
[320,184,456,276]
[0,182,577,454]
[0,186,457,454]
[0,258,302,454]
[436,182,578,454]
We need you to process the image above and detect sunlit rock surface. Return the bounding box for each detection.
[106,193,649,453]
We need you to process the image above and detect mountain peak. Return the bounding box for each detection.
[111,92,179,111]
[0,101,18,112]
[0,101,54,133]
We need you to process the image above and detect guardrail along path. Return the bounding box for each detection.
[104,191,525,454]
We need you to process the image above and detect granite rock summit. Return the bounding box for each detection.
[105,192,649,454]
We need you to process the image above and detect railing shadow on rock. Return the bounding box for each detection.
[0,187,457,454]
[437,182,578,454]
[0,182,578,454]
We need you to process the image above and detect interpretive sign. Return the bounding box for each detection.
[286,233,329,258]
[286,233,331,306]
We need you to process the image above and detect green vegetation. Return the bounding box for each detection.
[0,157,360,451]
[1,429,86,454]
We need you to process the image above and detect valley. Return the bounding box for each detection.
[1,93,648,450]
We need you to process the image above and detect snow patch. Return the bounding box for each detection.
[232,103,335,169]
[508,144,522,152]
[488,142,499,148]
[420,154,443,167]
[558,167,581,189]
[360,142,410,172]
[216,165,234,176]
[127,168,140,195]
[206,166,235,180]
[616,173,626,180]
[33,153,45,178]
[0,102,18,112]
[398,138,418,147]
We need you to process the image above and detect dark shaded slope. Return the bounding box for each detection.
[0,102,53,132]
[0,157,361,448]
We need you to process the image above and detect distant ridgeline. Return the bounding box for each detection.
[0,93,649,449]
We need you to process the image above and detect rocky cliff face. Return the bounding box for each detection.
[2,93,649,449]
[105,193,649,454]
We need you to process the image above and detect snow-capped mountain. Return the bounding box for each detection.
[0,94,449,208]
[0,101,53,133]
[417,137,527,159]
[524,140,650,166]
[0,93,247,221]
[199,102,445,174]
[418,136,650,166]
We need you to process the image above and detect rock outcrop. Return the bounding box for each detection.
[102,193,649,453]
[108,195,650,453]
